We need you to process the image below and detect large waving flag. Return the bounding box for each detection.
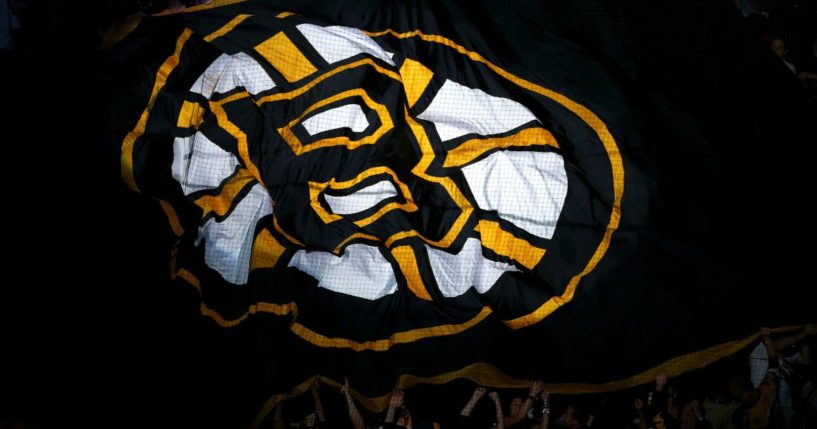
[104,0,815,427]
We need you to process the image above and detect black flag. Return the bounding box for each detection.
[97,0,816,427]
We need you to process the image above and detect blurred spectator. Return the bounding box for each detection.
[770,37,797,74]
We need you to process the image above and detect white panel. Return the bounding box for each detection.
[426,238,518,298]
[749,343,769,388]
[297,24,395,66]
[302,104,370,136]
[191,52,275,98]
[172,132,240,196]
[200,184,273,285]
[289,244,398,300]
[417,79,538,142]
[324,180,398,215]
[462,151,567,239]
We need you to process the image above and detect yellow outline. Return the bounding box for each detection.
[391,246,433,300]
[308,166,417,227]
[193,168,255,219]
[277,89,394,155]
[203,13,251,42]
[332,232,380,254]
[273,215,305,247]
[121,28,192,192]
[209,100,262,182]
[475,220,546,270]
[101,15,142,49]
[443,127,559,168]
[176,267,491,349]
[256,57,401,105]
[289,306,492,352]
[158,200,184,237]
[177,268,297,328]
[366,28,624,329]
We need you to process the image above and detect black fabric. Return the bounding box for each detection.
[7,1,816,429]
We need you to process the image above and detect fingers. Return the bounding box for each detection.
[390,389,405,406]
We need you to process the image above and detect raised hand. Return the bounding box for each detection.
[341,377,351,397]
[390,389,405,407]
[655,370,668,391]
[530,380,545,397]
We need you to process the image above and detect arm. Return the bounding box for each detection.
[311,381,326,423]
[460,387,486,417]
[536,392,551,429]
[341,378,365,429]
[634,398,648,429]
[506,381,544,427]
[646,371,669,420]
[489,392,505,429]
[385,389,404,423]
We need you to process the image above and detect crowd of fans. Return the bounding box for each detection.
[269,325,816,429]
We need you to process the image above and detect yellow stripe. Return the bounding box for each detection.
[289,306,492,352]
[251,324,810,427]
[178,269,495,352]
[367,29,625,329]
[101,15,142,49]
[273,216,305,247]
[399,58,434,107]
[256,58,401,105]
[250,229,286,271]
[208,100,262,182]
[308,166,417,228]
[308,181,342,224]
[158,200,184,237]
[391,246,432,300]
[443,127,559,168]
[332,232,380,254]
[176,100,205,129]
[177,268,296,328]
[255,32,318,82]
[178,267,202,292]
[277,88,394,155]
[203,13,252,42]
[275,11,297,19]
[474,220,546,270]
[194,169,255,218]
[121,28,192,192]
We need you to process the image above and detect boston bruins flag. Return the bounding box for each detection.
[106,0,815,427]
